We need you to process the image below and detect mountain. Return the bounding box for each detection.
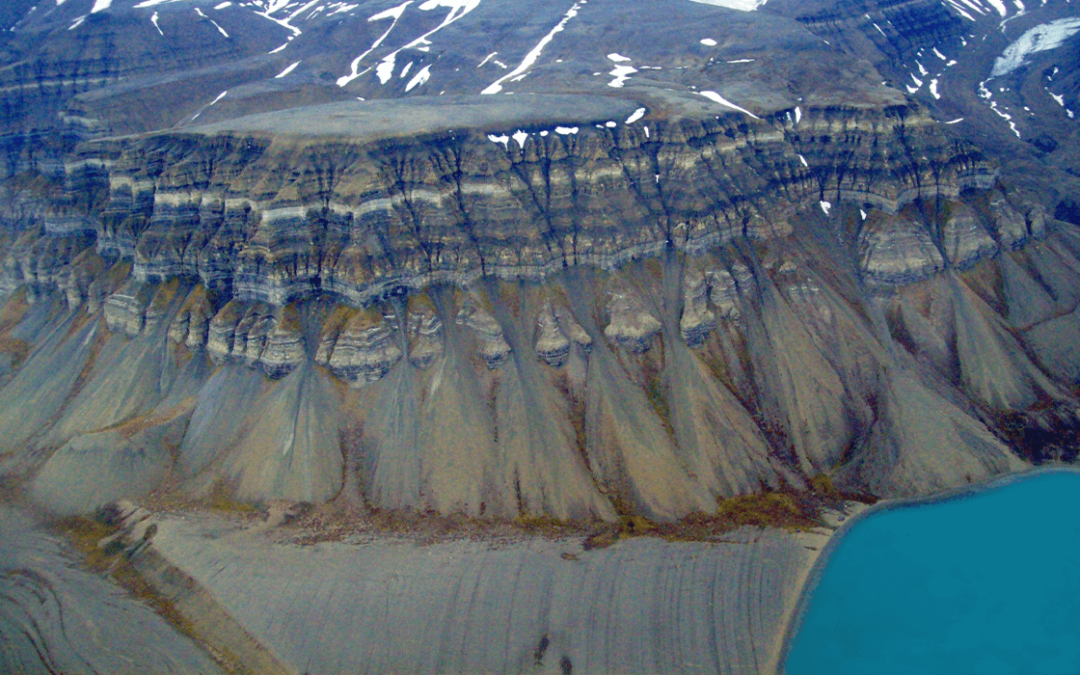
[0,0,1078,520]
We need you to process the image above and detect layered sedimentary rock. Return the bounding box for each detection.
[0,104,1075,521]
[2,104,993,311]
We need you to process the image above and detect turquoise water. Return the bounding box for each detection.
[784,471,1080,675]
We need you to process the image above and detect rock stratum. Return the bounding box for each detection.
[0,0,1077,525]
[2,0,1080,672]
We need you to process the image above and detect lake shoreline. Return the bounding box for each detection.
[777,465,1080,674]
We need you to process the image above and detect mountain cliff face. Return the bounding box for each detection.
[0,0,1077,522]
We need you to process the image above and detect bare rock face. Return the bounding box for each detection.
[534,302,571,367]
[603,290,661,354]
[58,250,107,309]
[711,264,752,323]
[104,279,153,337]
[990,193,1033,250]
[318,308,402,385]
[942,202,998,267]
[406,296,443,369]
[259,306,305,378]
[458,297,511,369]
[679,269,717,348]
[859,214,945,286]
[167,285,214,349]
[204,301,304,377]
[557,305,592,354]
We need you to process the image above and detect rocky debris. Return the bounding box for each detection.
[457,298,511,369]
[535,302,571,366]
[0,227,1075,518]
[319,308,403,385]
[604,290,661,354]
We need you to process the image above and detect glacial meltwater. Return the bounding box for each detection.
[784,470,1080,675]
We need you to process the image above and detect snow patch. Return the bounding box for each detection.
[820,201,832,216]
[337,1,411,87]
[488,134,509,148]
[943,1,976,22]
[275,61,301,78]
[607,53,632,62]
[215,1,232,8]
[555,126,578,135]
[512,130,528,148]
[483,1,583,94]
[945,117,965,124]
[351,0,479,88]
[798,154,808,167]
[699,38,717,46]
[328,4,360,16]
[979,80,1020,137]
[929,78,940,99]
[91,0,112,12]
[151,11,163,35]
[405,64,431,91]
[209,18,230,36]
[689,0,768,12]
[625,108,646,124]
[698,91,760,119]
[608,64,637,88]
[991,19,1080,77]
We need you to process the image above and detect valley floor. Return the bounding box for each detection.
[3,496,863,675]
